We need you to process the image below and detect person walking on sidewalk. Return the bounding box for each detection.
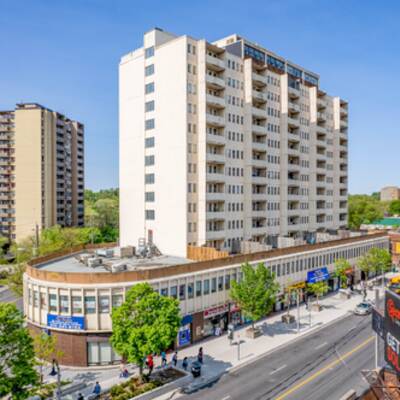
[172,351,178,367]
[197,347,203,364]
[161,350,167,367]
[77,393,84,400]
[147,354,154,376]
[182,357,188,371]
[92,382,101,397]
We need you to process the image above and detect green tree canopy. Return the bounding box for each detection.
[358,247,392,276]
[389,200,400,216]
[348,194,386,230]
[110,283,181,377]
[230,262,280,330]
[307,281,329,306]
[0,303,38,399]
[334,258,351,288]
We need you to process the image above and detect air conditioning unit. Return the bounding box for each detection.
[96,249,114,258]
[78,254,92,264]
[87,257,102,268]
[111,262,127,273]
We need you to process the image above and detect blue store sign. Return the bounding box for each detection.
[47,314,85,330]
[307,267,330,284]
[178,326,191,346]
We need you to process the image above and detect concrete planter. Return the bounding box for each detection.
[245,327,262,339]
[339,290,351,300]
[281,314,295,324]
[311,303,322,312]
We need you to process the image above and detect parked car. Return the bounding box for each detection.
[354,302,373,316]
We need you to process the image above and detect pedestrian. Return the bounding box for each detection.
[161,350,167,367]
[77,393,84,400]
[146,354,154,375]
[172,351,178,367]
[182,357,188,371]
[197,347,203,364]
[92,381,101,396]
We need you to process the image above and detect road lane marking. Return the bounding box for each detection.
[275,335,374,400]
[221,396,231,400]
[270,364,287,375]
[315,341,328,350]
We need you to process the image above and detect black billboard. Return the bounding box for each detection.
[372,308,384,339]
[384,290,400,374]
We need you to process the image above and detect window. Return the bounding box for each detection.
[145,46,154,58]
[204,279,210,295]
[188,282,194,299]
[145,82,154,94]
[225,275,230,290]
[145,100,155,112]
[145,155,155,166]
[145,209,155,220]
[161,287,168,296]
[179,284,186,300]
[145,173,154,184]
[84,296,96,314]
[145,192,155,202]
[72,296,82,314]
[145,118,155,130]
[40,293,47,309]
[145,137,155,148]
[218,276,223,291]
[49,294,57,312]
[211,277,217,293]
[112,294,123,308]
[33,291,39,307]
[145,64,154,76]
[170,286,177,299]
[196,280,202,297]
[88,341,121,365]
[99,296,110,313]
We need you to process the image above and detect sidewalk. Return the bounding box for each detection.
[46,287,381,399]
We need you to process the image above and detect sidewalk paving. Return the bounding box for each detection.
[45,287,381,399]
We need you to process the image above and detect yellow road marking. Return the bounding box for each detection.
[275,335,375,400]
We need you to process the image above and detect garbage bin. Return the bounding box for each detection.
[191,361,201,377]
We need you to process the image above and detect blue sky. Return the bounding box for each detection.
[0,0,399,193]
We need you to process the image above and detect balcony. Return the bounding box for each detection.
[252,90,267,103]
[252,124,267,135]
[206,152,225,164]
[288,116,300,128]
[206,210,225,221]
[206,54,225,71]
[317,112,327,123]
[206,74,225,89]
[340,119,348,129]
[206,191,225,201]
[206,230,225,240]
[252,140,266,151]
[317,98,327,110]
[206,113,225,127]
[252,106,266,119]
[316,125,327,135]
[206,94,225,108]
[207,132,226,146]
[288,102,300,113]
[252,72,267,87]
[288,86,300,99]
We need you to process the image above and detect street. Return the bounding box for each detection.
[180,313,375,400]
[0,286,23,310]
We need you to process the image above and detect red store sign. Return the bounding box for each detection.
[204,304,229,319]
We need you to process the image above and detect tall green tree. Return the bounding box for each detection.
[389,200,400,216]
[307,281,329,306]
[334,258,351,288]
[348,194,385,230]
[230,262,279,330]
[110,283,181,378]
[358,247,392,277]
[0,303,38,399]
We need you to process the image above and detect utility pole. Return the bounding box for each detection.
[237,334,241,361]
[34,223,40,255]
[296,290,300,333]
[375,288,380,369]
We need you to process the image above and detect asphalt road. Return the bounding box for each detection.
[0,286,23,310]
[180,313,377,400]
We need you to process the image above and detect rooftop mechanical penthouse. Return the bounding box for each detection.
[119,28,349,258]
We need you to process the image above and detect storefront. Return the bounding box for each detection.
[229,303,242,326]
[285,281,306,306]
[307,267,337,291]
[203,304,229,337]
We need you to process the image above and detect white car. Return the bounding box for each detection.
[354,302,373,316]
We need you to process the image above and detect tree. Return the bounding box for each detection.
[230,262,280,330]
[6,263,26,297]
[0,303,38,399]
[110,283,181,378]
[358,247,392,278]
[307,281,329,306]
[334,258,351,288]
[33,333,64,386]
[348,194,385,230]
[389,200,400,216]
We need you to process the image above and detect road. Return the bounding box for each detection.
[0,286,23,310]
[180,313,376,400]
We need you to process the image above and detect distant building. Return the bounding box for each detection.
[0,103,84,241]
[380,186,400,202]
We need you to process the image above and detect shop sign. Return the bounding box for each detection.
[178,325,191,346]
[47,314,85,330]
[385,330,400,374]
[345,268,353,275]
[307,267,329,284]
[285,282,306,292]
[372,308,384,339]
[181,314,193,326]
[385,290,400,340]
[204,304,229,319]
[230,303,241,313]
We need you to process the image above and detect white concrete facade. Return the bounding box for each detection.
[119,28,348,257]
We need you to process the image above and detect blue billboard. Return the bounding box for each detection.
[307,267,330,284]
[47,314,85,330]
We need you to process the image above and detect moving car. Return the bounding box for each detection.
[354,302,373,316]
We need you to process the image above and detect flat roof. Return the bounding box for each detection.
[37,251,191,274]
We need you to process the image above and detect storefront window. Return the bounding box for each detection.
[179,284,186,300]
[170,286,178,299]
[59,295,69,313]
[204,280,210,295]
[218,276,223,291]
[232,273,237,283]
[211,278,217,293]
[225,275,230,290]
[28,289,32,305]
[40,293,47,309]
[161,287,168,297]
[33,291,39,307]
[87,341,121,365]
[49,294,57,312]
[84,296,96,314]
[72,296,82,314]
[196,281,202,297]
[99,296,110,313]
[112,294,123,308]
[188,283,194,299]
